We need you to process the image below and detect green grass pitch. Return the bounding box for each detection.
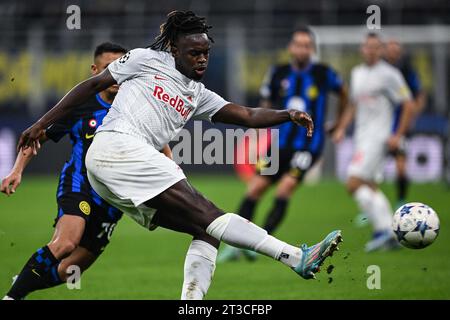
[0,175,449,299]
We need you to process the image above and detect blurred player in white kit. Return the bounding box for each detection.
[332,33,414,252]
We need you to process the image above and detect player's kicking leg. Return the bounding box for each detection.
[146,179,342,284]
[218,174,272,263]
[86,132,342,299]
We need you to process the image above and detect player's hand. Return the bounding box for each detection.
[17,123,45,155]
[288,110,314,137]
[332,127,345,144]
[1,172,22,196]
[387,134,401,151]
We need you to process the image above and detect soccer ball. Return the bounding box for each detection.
[392,202,440,249]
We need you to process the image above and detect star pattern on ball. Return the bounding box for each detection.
[394,225,408,242]
[413,221,432,237]
[399,205,414,217]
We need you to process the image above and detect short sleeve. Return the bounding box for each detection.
[326,67,344,93]
[192,88,230,122]
[387,69,412,105]
[107,48,149,84]
[45,118,73,143]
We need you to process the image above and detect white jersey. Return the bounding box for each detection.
[98,48,229,151]
[350,60,411,146]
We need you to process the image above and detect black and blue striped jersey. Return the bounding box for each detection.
[45,94,122,221]
[392,60,422,132]
[260,63,343,155]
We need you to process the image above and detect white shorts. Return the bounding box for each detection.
[85,131,186,229]
[347,140,387,182]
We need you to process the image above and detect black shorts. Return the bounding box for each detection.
[256,148,321,183]
[54,192,122,256]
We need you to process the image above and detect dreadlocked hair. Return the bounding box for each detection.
[149,10,213,51]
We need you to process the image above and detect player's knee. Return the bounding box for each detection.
[247,183,268,199]
[192,231,220,248]
[247,189,263,199]
[202,206,224,227]
[276,180,297,198]
[191,195,224,227]
[246,176,270,199]
[346,178,360,194]
[346,183,355,194]
[276,187,291,198]
[49,239,78,258]
[63,240,78,254]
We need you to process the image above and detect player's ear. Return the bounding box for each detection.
[170,45,179,58]
[91,64,98,75]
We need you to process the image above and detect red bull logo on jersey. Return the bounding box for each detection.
[153,85,192,120]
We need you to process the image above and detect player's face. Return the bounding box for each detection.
[288,32,314,66]
[385,40,402,64]
[172,33,210,81]
[361,37,383,65]
[92,52,125,95]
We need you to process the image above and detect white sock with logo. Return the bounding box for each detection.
[181,240,217,300]
[206,213,302,268]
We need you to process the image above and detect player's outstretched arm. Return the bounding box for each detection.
[17,69,116,153]
[1,133,48,196]
[212,103,314,137]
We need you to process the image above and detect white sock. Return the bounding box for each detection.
[353,185,374,216]
[181,240,217,300]
[206,213,302,268]
[2,296,14,300]
[373,190,394,232]
[354,185,391,233]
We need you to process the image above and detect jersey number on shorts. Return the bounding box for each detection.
[97,223,117,241]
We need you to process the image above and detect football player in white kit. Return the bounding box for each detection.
[18,11,343,299]
[332,33,414,252]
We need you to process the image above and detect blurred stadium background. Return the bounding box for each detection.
[0,0,449,299]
